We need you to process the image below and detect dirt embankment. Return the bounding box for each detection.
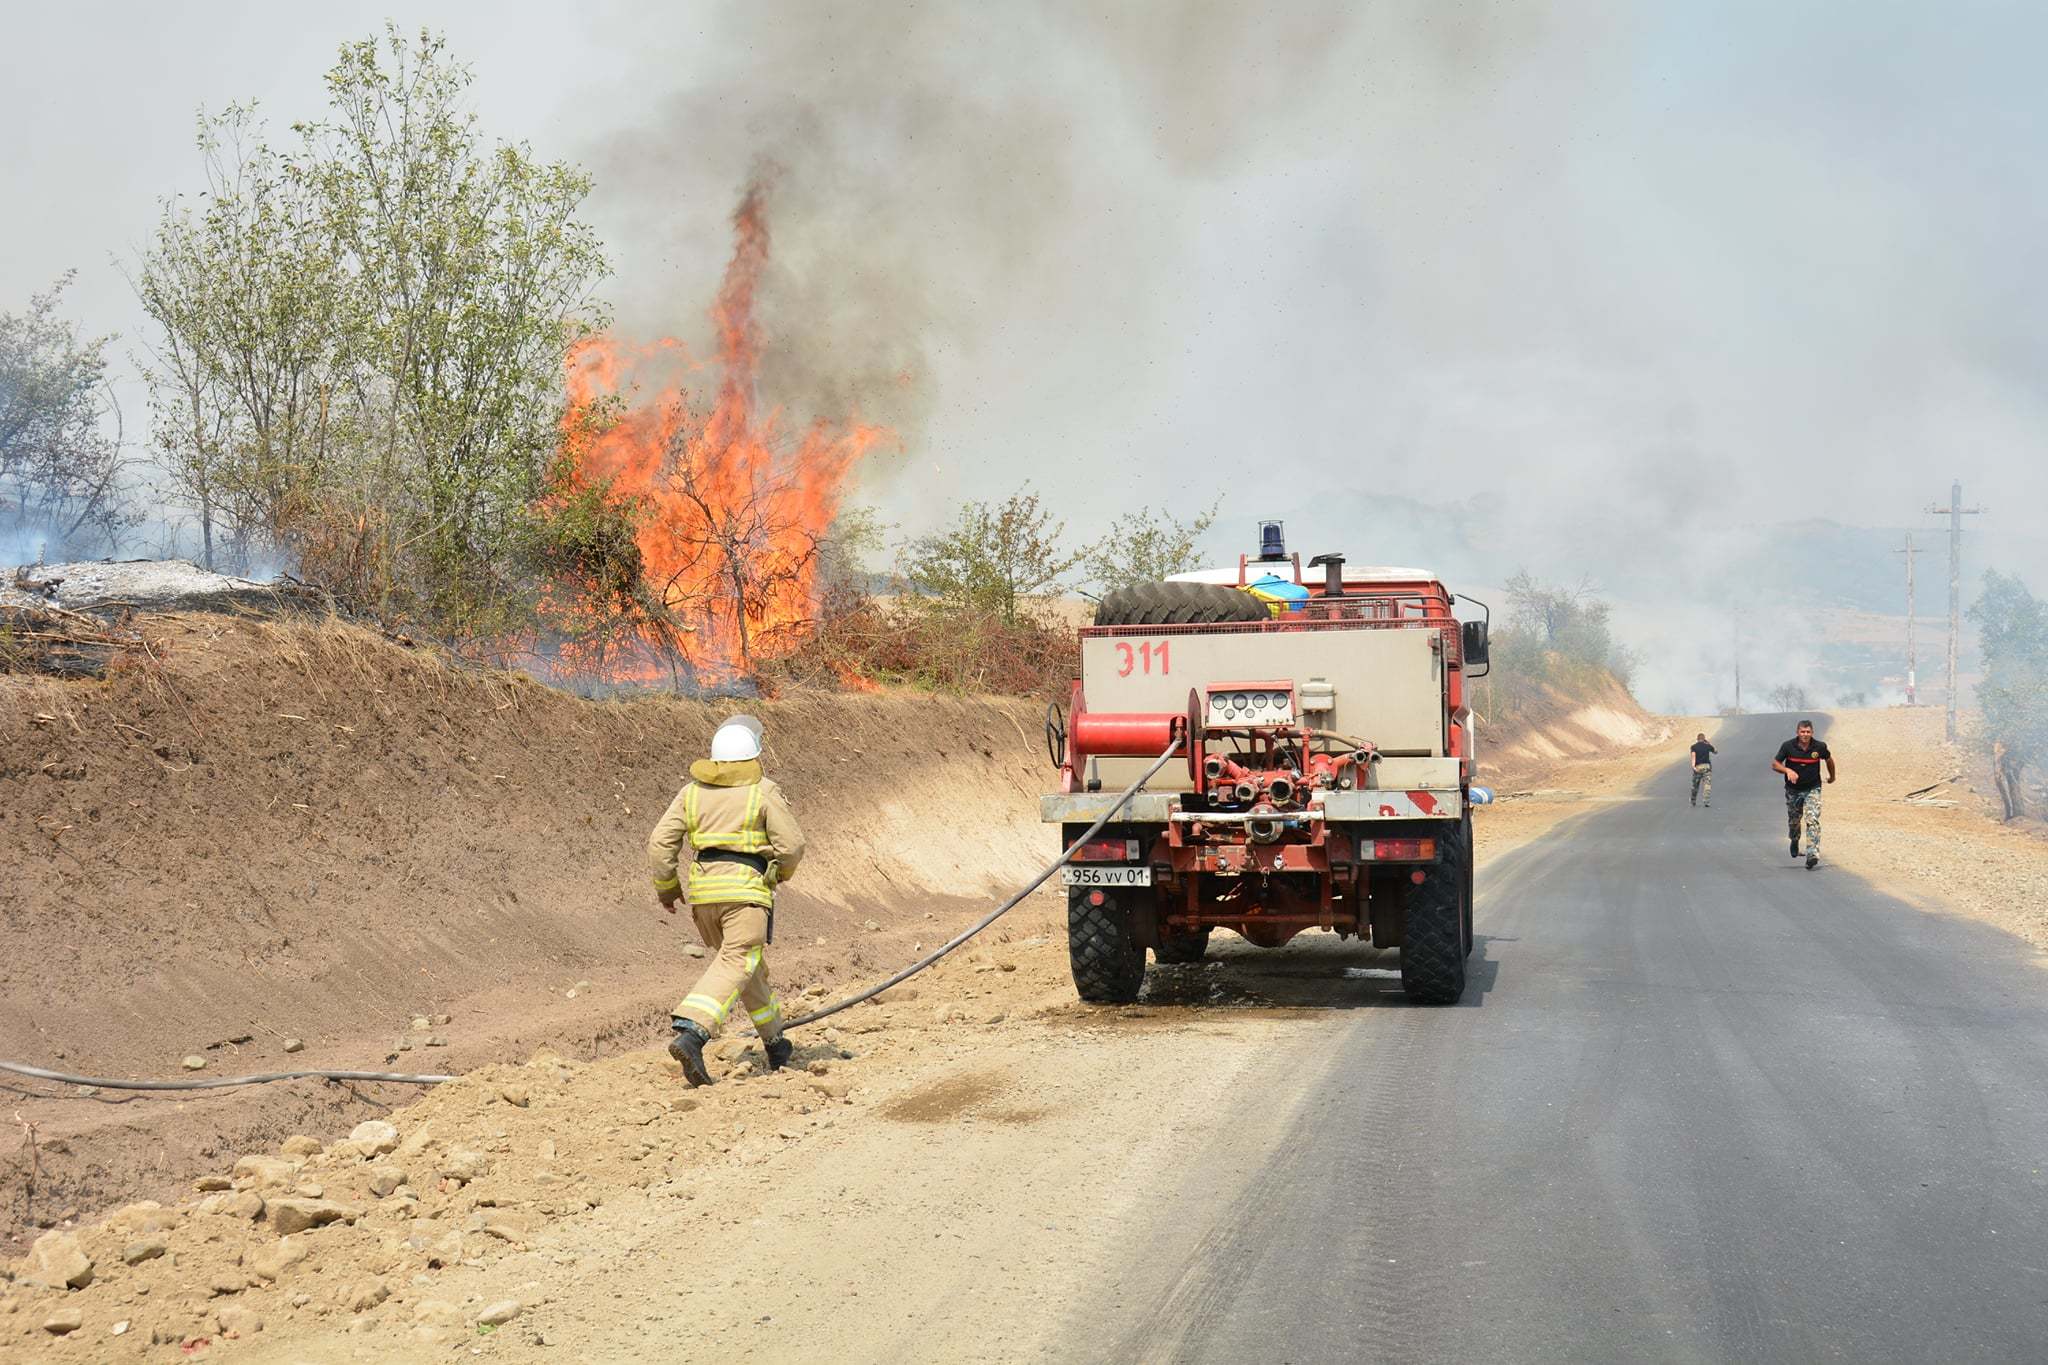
[1,613,1051,1251]
[1476,672,1666,790]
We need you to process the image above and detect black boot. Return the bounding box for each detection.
[1789,835,1800,859]
[668,1019,713,1087]
[765,1036,794,1072]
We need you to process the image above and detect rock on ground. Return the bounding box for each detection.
[439,1148,490,1183]
[197,1190,266,1219]
[268,1198,360,1235]
[25,1230,94,1289]
[252,1237,311,1281]
[349,1119,401,1154]
[217,1304,264,1336]
[121,1235,169,1265]
[233,1154,303,1190]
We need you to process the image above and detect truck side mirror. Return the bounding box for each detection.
[1461,619,1490,669]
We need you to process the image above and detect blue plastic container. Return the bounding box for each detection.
[1246,573,1309,615]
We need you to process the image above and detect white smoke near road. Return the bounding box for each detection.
[572,1,2048,711]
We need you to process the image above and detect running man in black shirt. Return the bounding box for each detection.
[1688,733,1716,807]
[1772,720,1836,869]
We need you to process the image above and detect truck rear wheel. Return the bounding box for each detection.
[1153,927,1212,964]
[1069,889,1145,1003]
[1094,581,1270,627]
[1400,861,1467,1005]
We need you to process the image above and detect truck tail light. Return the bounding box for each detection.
[1370,838,1436,861]
[1071,837,1141,862]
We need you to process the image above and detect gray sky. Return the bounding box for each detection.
[6,1,2044,708]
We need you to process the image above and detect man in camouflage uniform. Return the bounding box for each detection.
[1772,719,1836,870]
[647,714,806,1085]
[1689,732,1716,807]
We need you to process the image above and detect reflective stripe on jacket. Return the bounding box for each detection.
[647,762,805,909]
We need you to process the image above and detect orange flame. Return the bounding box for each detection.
[543,182,888,686]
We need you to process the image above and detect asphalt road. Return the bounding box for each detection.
[1070,714,2048,1363]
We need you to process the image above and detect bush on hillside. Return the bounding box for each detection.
[1471,572,1639,733]
[772,585,1075,697]
[1970,569,2048,820]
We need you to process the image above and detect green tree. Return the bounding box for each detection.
[1504,570,1617,667]
[0,273,132,554]
[1086,499,1219,593]
[817,504,885,597]
[903,487,1085,625]
[132,27,608,628]
[131,106,355,572]
[298,27,609,627]
[1970,570,2048,819]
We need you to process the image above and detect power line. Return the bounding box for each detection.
[1922,481,1986,742]
[1893,533,1917,705]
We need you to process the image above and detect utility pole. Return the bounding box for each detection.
[1893,533,1917,705]
[1923,481,1985,742]
[1729,610,1743,714]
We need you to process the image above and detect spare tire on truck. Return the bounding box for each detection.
[1094,581,1270,627]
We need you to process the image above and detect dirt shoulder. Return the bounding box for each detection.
[1808,707,2048,952]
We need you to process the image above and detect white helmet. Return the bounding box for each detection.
[710,714,763,762]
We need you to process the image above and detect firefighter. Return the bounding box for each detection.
[647,714,806,1086]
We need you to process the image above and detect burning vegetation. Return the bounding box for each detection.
[535,182,889,690]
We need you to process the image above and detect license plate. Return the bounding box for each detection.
[1060,865,1152,887]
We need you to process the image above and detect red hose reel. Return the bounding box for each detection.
[1059,686,1207,793]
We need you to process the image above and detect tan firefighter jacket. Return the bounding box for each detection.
[647,758,806,908]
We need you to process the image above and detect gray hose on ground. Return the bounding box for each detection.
[0,1060,457,1092]
[782,737,1185,1031]
[0,738,1185,1088]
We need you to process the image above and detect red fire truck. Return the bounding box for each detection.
[1042,526,1490,1005]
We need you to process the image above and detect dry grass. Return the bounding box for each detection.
[771,595,1077,698]
[1816,707,2048,951]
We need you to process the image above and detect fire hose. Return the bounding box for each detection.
[781,735,1185,1030]
[0,1061,458,1092]
[0,737,1186,1093]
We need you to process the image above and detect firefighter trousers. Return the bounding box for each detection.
[674,901,783,1043]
